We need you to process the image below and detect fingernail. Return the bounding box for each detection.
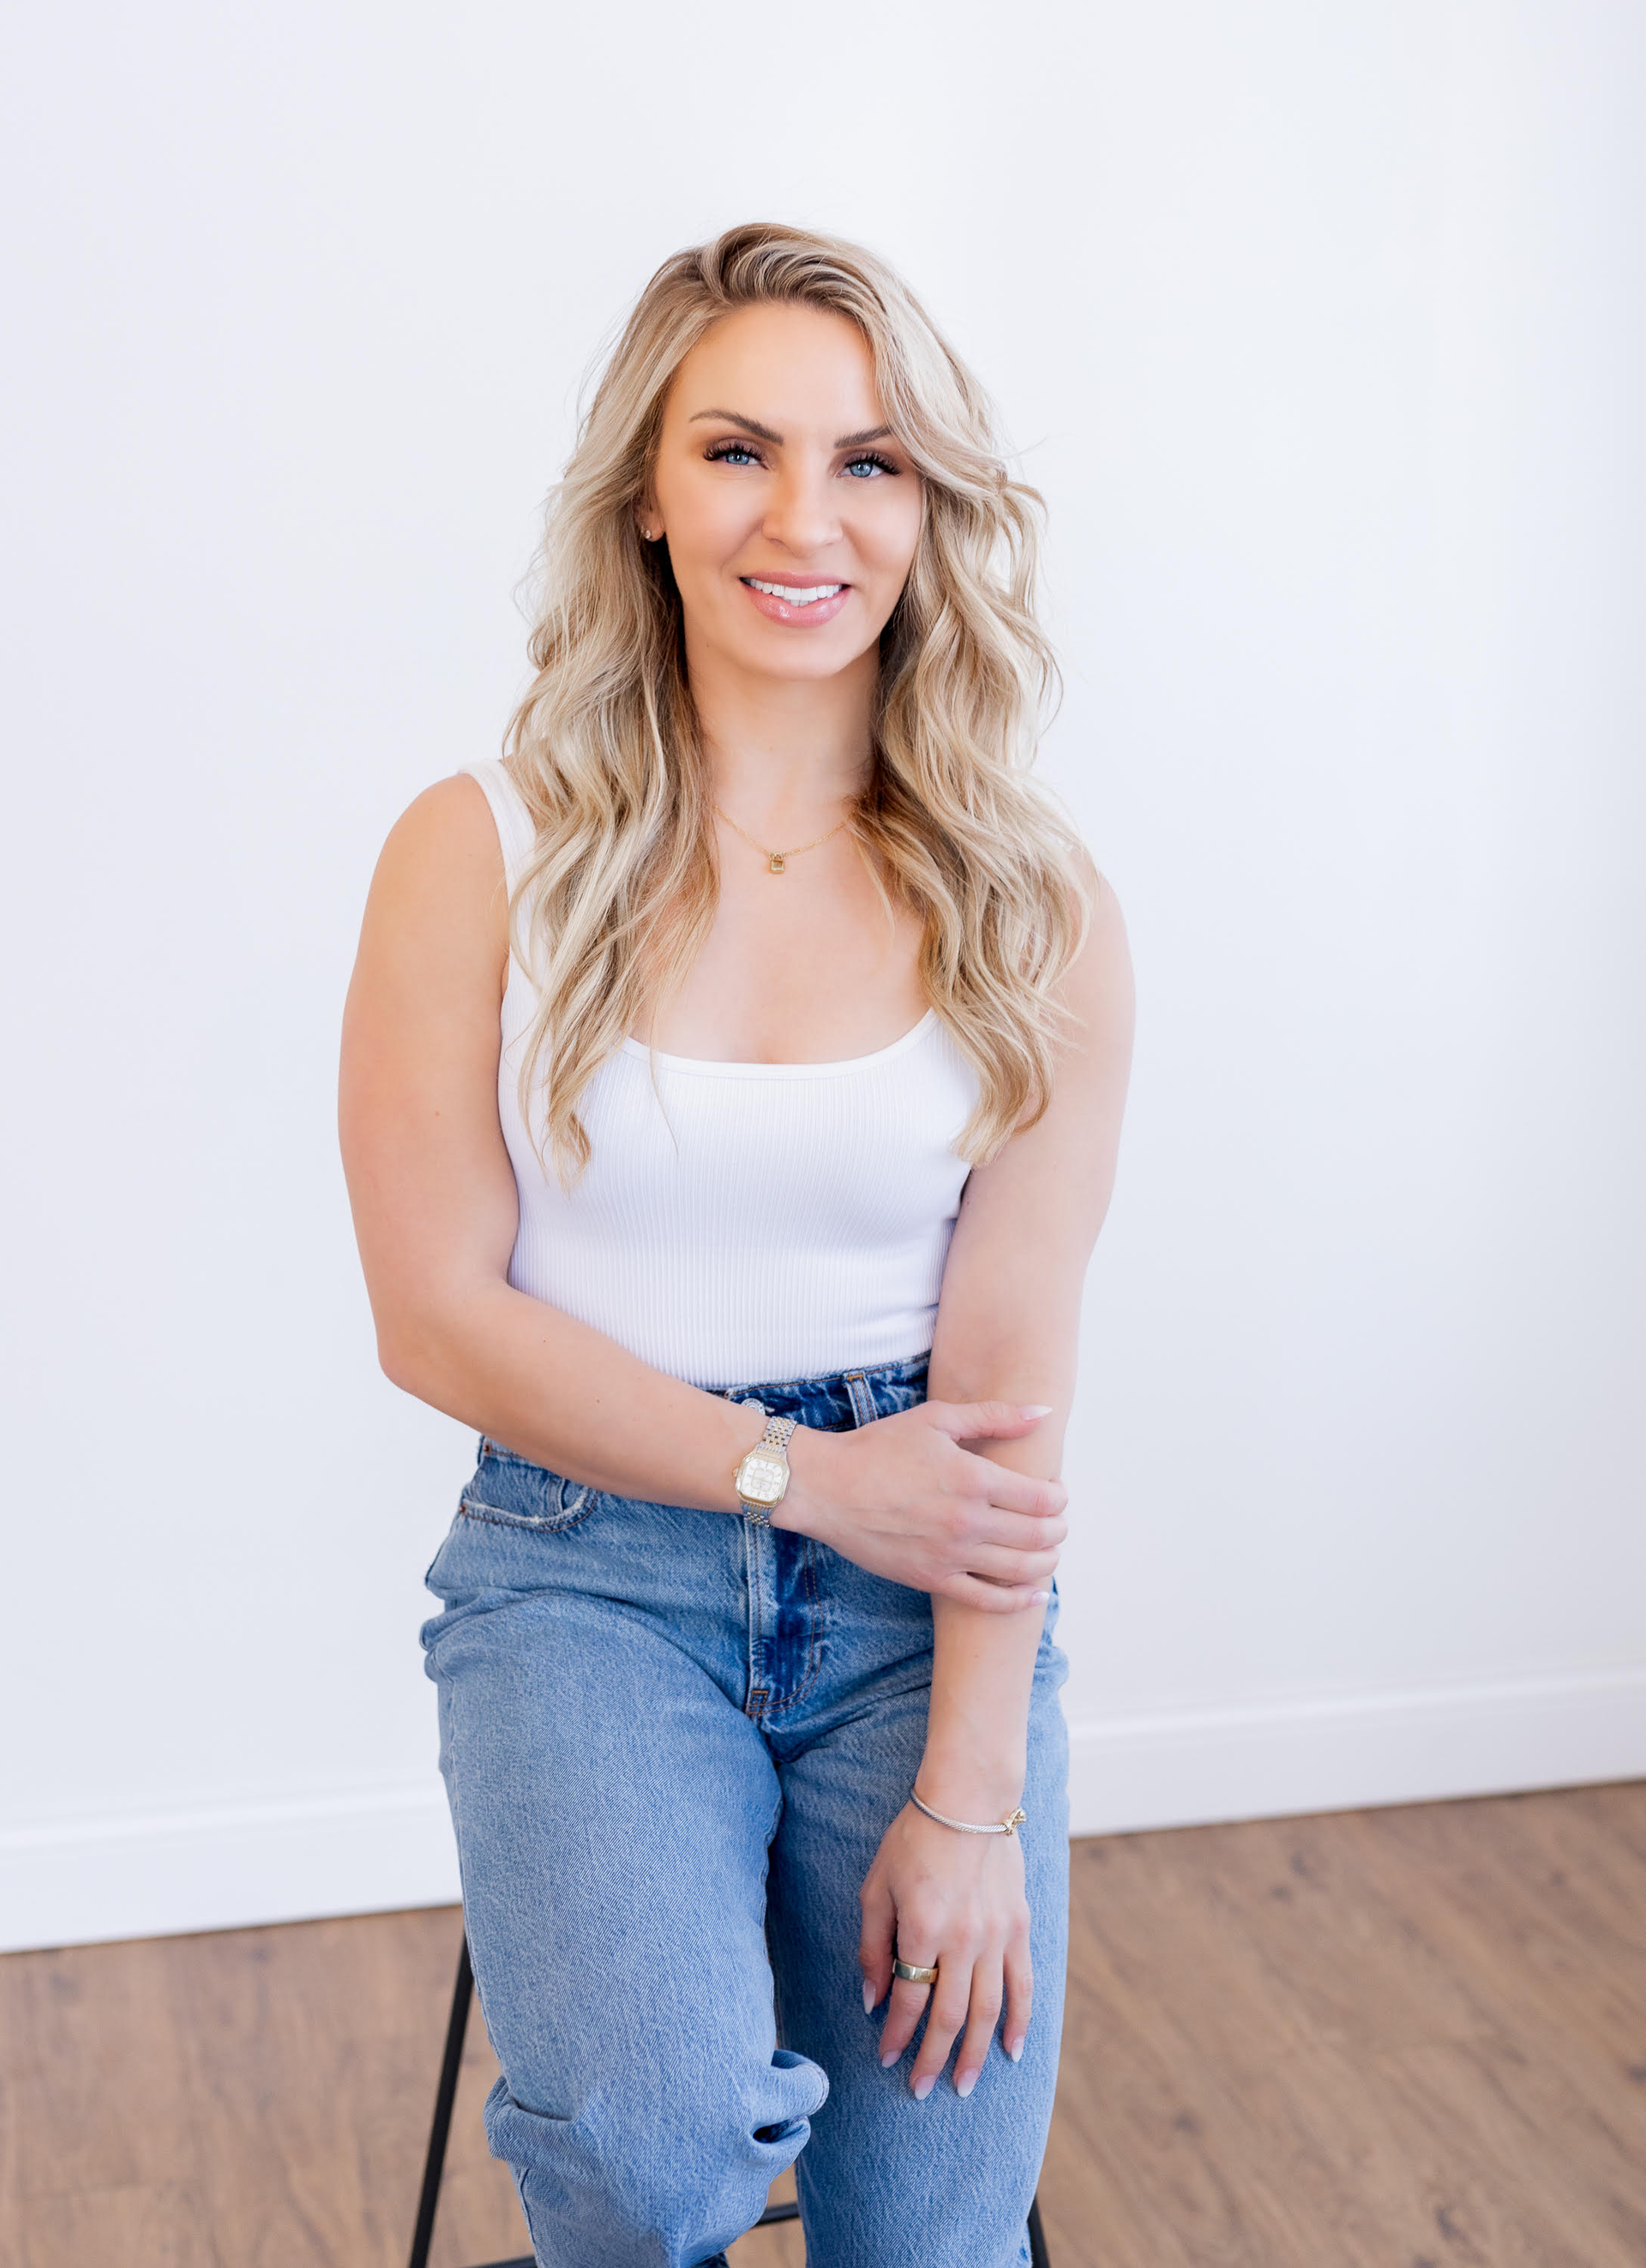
[912,2074,935,2101]
[880,2049,899,2068]
[862,1979,876,2014]
[1030,1591,1050,1603]
[1020,1404,1054,1418]
[955,2070,977,2099]
[1006,2038,1024,2062]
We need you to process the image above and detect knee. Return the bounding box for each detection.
[483,2050,827,2265]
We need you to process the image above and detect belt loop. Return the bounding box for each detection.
[844,1369,876,1429]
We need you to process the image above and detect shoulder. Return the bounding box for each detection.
[371,773,506,917]
[1056,846,1134,1050]
[357,773,508,987]
[378,773,504,886]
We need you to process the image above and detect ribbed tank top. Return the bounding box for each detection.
[463,760,982,1391]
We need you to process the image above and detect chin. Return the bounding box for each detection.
[750,641,873,685]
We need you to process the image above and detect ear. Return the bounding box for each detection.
[634,496,663,543]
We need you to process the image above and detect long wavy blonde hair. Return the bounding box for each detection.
[503,221,1092,1183]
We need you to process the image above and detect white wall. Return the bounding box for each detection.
[3,0,1642,1952]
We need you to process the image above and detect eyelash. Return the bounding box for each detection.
[702,440,899,478]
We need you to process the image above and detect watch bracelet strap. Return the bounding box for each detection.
[738,1411,796,1525]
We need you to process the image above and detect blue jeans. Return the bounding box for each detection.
[421,1353,1070,2268]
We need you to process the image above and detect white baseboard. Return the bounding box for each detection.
[0,1784,460,1955]
[4,1669,1643,1953]
[1066,1664,1646,1836]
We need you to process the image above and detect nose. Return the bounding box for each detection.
[761,460,841,557]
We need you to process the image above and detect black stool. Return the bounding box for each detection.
[409,1930,1051,2268]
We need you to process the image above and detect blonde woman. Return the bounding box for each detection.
[340,224,1133,2268]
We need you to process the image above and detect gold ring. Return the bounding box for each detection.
[892,1957,939,1986]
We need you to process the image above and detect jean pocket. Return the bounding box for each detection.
[457,1448,599,1534]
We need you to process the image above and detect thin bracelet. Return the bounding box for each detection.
[910,1790,1028,1838]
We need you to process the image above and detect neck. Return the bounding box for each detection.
[684,623,878,828]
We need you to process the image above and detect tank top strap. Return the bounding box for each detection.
[461,759,538,896]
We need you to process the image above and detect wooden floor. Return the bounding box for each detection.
[3,1783,1644,2267]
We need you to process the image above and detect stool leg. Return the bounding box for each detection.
[1028,2191,1052,2268]
[408,1932,475,2268]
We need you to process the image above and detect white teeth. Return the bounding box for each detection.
[747,579,844,605]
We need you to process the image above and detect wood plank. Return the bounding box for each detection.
[1350,1798,1646,2084]
[8,1937,204,2201]
[18,2181,220,2268]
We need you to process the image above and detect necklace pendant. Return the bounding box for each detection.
[768,851,785,874]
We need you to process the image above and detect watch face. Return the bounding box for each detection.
[738,1452,788,1505]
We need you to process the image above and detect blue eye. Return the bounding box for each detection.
[706,440,761,466]
[843,452,898,479]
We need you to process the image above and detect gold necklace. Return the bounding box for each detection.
[713,802,853,875]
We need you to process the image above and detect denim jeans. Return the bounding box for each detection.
[421,1353,1070,2268]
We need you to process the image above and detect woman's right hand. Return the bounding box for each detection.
[778,1404,1066,1609]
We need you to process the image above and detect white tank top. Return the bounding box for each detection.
[464,760,981,1391]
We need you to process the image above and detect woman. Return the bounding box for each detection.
[340,223,1133,2268]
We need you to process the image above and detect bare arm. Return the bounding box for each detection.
[924,866,1136,1803]
[860,868,1136,2097]
[339,779,759,1501]
[339,776,1070,1601]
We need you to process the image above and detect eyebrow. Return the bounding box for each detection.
[688,409,895,449]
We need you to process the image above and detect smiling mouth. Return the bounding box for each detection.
[742,578,846,607]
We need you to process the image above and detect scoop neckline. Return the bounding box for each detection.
[619,1007,939,1078]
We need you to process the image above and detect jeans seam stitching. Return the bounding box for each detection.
[457,1500,598,1537]
[743,1513,765,1718]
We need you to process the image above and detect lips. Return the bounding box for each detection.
[739,576,851,627]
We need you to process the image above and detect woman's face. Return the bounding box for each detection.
[646,303,924,688]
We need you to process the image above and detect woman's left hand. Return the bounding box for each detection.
[859,1800,1033,2099]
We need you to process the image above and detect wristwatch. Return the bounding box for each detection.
[733,1413,798,1525]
